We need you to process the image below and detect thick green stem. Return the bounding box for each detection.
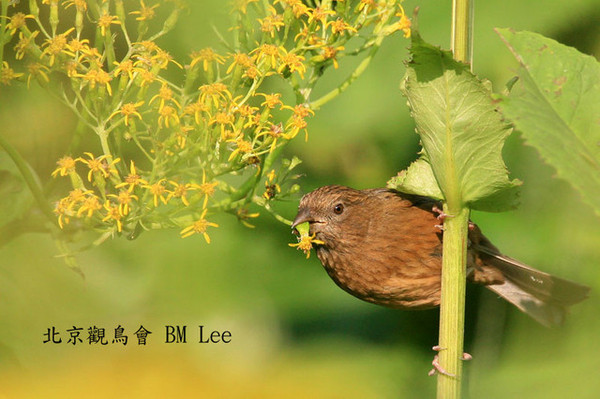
[451,0,473,65]
[436,205,469,398]
[436,1,473,398]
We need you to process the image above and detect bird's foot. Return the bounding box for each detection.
[428,346,472,377]
[432,206,453,231]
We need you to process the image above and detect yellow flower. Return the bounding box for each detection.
[78,46,103,67]
[113,59,135,79]
[358,0,379,13]
[294,22,323,46]
[236,104,258,118]
[77,194,102,218]
[209,111,235,136]
[76,68,113,95]
[115,161,148,192]
[289,232,324,259]
[250,44,282,69]
[14,31,39,60]
[175,125,194,149]
[286,115,309,141]
[180,209,219,242]
[183,101,209,125]
[67,188,90,205]
[97,12,120,37]
[26,62,50,87]
[134,40,160,53]
[78,152,120,181]
[190,47,226,71]
[130,0,160,21]
[152,49,182,69]
[327,18,357,35]
[167,181,196,206]
[102,201,124,232]
[136,68,156,87]
[0,61,24,85]
[143,179,169,207]
[263,169,281,199]
[198,82,232,107]
[63,60,80,77]
[242,65,260,80]
[110,101,145,126]
[227,136,253,162]
[307,6,335,24]
[197,170,218,208]
[149,83,181,111]
[66,38,90,53]
[278,51,306,78]
[394,6,412,38]
[274,0,309,18]
[226,52,253,74]
[257,92,282,109]
[62,0,87,12]
[286,103,315,119]
[256,123,285,153]
[54,198,73,229]
[5,12,35,35]
[41,28,75,66]
[322,45,344,69]
[236,207,260,228]
[51,156,77,177]
[157,105,180,128]
[107,190,138,216]
[231,0,258,14]
[258,8,285,38]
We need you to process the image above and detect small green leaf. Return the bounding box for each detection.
[397,34,521,212]
[497,28,600,216]
[387,157,443,200]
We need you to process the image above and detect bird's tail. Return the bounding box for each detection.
[474,245,590,327]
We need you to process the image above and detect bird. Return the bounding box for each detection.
[291,185,590,327]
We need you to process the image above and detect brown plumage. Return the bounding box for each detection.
[292,185,589,327]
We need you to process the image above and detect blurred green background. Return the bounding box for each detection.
[1,1,600,397]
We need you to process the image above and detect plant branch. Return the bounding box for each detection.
[0,134,58,228]
[309,34,384,110]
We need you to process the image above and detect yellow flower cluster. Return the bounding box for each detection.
[1,0,409,244]
[51,154,220,242]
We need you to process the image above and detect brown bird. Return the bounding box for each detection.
[292,185,589,327]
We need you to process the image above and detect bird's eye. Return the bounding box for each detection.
[333,203,344,215]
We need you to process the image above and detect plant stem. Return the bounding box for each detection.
[436,206,469,398]
[309,34,384,110]
[0,134,58,228]
[0,0,8,65]
[436,1,473,398]
[451,0,473,65]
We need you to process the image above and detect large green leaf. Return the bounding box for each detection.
[497,28,600,216]
[389,34,520,212]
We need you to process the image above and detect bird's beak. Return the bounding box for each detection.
[291,207,312,234]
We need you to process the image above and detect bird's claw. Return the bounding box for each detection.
[432,206,453,231]
[432,206,452,221]
[428,354,456,377]
[428,346,472,377]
